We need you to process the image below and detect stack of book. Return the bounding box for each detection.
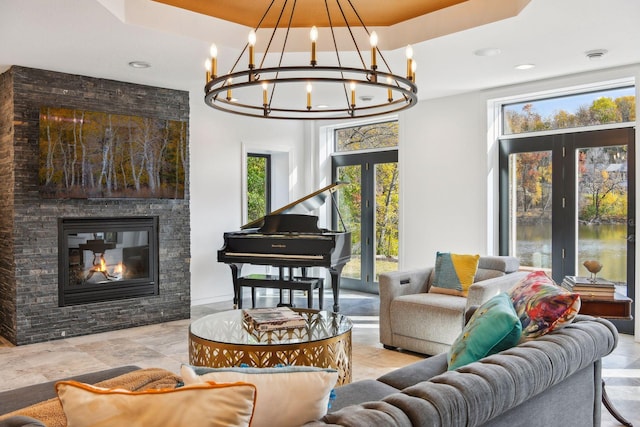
[242,307,306,331]
[561,276,616,300]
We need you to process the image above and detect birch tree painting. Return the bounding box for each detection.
[39,107,186,199]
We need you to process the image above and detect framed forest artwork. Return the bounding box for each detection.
[38,107,187,199]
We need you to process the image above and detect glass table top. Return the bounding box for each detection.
[189,308,353,346]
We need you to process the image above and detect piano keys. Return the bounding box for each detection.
[218,183,351,312]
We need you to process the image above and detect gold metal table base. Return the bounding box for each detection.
[189,329,352,385]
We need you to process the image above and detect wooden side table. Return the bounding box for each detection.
[579,292,633,320]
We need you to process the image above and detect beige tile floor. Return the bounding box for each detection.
[1,289,638,426]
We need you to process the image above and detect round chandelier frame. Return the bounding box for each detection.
[203,0,418,120]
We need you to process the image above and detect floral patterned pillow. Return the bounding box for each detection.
[508,270,581,340]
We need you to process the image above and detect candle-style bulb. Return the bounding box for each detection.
[226,77,233,101]
[306,83,312,110]
[405,45,413,59]
[310,26,318,66]
[205,59,211,82]
[386,76,393,102]
[248,30,256,69]
[406,45,414,80]
[262,82,268,106]
[370,31,378,69]
[209,43,218,78]
[350,82,356,107]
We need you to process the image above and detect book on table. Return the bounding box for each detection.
[563,276,615,288]
[243,307,306,331]
[561,277,615,300]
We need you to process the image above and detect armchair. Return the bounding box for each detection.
[379,256,527,355]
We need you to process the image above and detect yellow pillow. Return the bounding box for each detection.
[56,381,256,427]
[429,252,480,297]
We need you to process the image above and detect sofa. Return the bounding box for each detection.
[379,255,529,355]
[308,315,618,426]
[0,315,617,427]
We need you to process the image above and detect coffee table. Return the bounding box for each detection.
[189,308,353,385]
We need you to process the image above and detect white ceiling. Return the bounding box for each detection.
[0,0,639,104]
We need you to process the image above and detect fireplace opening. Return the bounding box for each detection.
[58,217,159,306]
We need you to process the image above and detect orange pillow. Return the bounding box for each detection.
[56,381,256,427]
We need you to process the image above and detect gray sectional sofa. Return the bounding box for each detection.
[306,315,618,427]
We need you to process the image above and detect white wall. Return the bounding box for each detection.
[399,92,488,269]
[189,99,306,305]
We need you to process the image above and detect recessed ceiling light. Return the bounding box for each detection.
[128,61,151,69]
[316,105,330,109]
[585,49,608,61]
[514,63,535,70]
[474,48,502,57]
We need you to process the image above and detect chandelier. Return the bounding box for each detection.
[203,0,418,120]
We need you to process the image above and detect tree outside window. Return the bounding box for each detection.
[246,154,271,223]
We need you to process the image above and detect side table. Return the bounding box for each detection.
[573,287,634,427]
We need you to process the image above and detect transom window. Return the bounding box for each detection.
[334,121,398,152]
[503,86,635,135]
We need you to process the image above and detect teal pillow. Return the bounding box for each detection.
[447,292,522,370]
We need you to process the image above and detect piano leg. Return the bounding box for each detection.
[229,263,243,309]
[329,264,346,313]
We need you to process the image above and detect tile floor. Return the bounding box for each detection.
[1,289,638,426]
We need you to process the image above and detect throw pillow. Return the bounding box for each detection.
[429,252,480,297]
[447,292,522,370]
[56,380,256,427]
[508,270,581,340]
[181,365,338,427]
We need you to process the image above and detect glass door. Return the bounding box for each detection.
[500,128,635,334]
[333,150,398,293]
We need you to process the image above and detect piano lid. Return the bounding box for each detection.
[240,182,347,230]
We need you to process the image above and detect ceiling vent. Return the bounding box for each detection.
[585,49,608,60]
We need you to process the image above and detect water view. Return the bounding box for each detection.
[516,222,627,283]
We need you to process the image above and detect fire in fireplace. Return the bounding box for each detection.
[58,217,159,306]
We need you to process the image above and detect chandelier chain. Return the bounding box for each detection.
[324,0,350,109]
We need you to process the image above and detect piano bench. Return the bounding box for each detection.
[237,274,324,309]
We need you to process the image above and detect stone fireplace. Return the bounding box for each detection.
[0,66,191,345]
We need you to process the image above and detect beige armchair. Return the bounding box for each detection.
[378,256,527,356]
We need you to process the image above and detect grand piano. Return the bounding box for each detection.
[218,183,351,312]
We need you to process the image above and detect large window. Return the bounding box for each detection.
[246,154,271,223]
[498,83,636,334]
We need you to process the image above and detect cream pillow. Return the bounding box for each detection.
[56,380,256,427]
[181,365,338,427]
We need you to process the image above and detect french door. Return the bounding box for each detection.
[332,150,399,293]
[499,128,635,333]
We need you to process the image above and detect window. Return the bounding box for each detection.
[335,121,398,152]
[246,154,271,223]
[502,86,635,135]
[332,120,399,293]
